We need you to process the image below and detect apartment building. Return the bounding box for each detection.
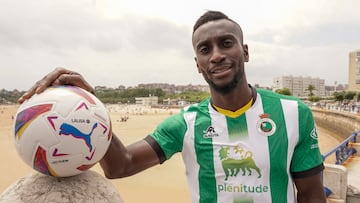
[273,75,325,97]
[348,49,360,91]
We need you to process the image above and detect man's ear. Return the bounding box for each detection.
[243,44,249,62]
[194,57,201,73]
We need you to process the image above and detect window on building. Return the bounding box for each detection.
[356,71,360,84]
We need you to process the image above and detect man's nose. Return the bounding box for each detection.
[210,46,225,63]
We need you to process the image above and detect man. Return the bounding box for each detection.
[19,10,326,203]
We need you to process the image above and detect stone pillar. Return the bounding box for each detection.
[323,163,347,203]
[0,170,123,203]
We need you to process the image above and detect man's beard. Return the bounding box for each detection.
[205,70,243,95]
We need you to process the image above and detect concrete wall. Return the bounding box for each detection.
[312,109,360,202]
[312,109,360,139]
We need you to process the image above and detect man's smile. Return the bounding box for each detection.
[210,65,232,77]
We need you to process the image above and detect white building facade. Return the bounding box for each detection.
[273,76,326,97]
[135,96,158,106]
[348,49,360,91]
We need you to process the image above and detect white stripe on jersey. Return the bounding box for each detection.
[281,99,299,203]
[182,111,200,203]
[209,103,233,203]
[245,94,272,203]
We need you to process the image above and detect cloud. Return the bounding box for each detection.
[244,15,360,87]
[0,1,197,90]
[249,22,360,47]
[1,2,193,53]
[1,0,359,90]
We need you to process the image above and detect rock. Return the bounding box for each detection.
[0,170,123,203]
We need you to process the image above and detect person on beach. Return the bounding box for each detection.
[19,10,326,203]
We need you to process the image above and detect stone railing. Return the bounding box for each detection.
[312,108,360,139]
[312,109,360,203]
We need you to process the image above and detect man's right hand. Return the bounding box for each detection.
[18,67,95,104]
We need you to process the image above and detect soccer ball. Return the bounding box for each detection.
[13,85,112,177]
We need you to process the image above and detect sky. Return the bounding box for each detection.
[1,0,360,91]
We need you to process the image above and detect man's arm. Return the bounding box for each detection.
[17,67,162,178]
[294,172,326,203]
[100,133,161,179]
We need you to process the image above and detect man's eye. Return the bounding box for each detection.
[223,40,233,48]
[199,46,209,54]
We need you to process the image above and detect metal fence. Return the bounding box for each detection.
[322,130,359,164]
[322,130,359,197]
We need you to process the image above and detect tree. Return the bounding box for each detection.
[306,85,316,97]
[0,89,25,104]
[344,91,356,100]
[275,88,292,96]
[333,91,345,103]
[164,91,210,103]
[309,96,321,102]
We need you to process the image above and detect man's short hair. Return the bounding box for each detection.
[192,10,244,44]
[193,10,236,33]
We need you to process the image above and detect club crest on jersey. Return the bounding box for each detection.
[310,127,318,140]
[257,113,276,136]
[203,126,219,138]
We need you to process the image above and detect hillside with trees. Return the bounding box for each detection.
[0,84,210,105]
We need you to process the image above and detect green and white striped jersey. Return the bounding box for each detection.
[149,88,324,203]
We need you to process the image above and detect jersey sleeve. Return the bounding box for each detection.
[290,101,324,177]
[148,111,187,160]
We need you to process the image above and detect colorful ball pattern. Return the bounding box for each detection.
[13,85,112,177]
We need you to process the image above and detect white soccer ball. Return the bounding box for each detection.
[13,85,112,177]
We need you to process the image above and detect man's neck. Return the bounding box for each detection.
[210,84,254,112]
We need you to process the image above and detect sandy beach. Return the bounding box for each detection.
[0,104,341,203]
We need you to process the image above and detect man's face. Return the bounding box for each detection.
[192,19,249,94]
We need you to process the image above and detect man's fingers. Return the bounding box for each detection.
[39,68,75,90]
[18,67,94,104]
[18,87,36,104]
[54,74,94,93]
[18,67,71,103]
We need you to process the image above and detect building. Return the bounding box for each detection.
[273,75,325,97]
[348,49,360,91]
[135,96,158,106]
[137,83,210,94]
[162,98,190,106]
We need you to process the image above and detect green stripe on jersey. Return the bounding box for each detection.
[261,90,289,202]
[227,115,248,141]
[191,103,218,203]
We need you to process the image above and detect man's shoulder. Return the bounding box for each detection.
[256,88,298,101]
[256,88,310,111]
[182,97,210,112]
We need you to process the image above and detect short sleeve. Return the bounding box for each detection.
[149,112,187,160]
[290,102,324,175]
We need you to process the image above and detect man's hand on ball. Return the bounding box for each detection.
[18,67,95,104]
